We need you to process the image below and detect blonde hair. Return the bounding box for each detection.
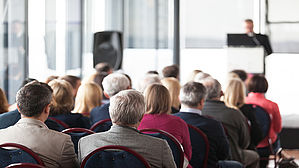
[144,84,171,115]
[224,78,246,109]
[48,79,74,115]
[0,88,9,114]
[73,82,103,116]
[161,77,181,110]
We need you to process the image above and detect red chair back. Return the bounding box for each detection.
[90,119,112,132]
[48,117,69,129]
[5,163,46,168]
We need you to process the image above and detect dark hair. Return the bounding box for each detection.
[162,65,179,78]
[248,75,268,93]
[20,78,37,89]
[231,69,247,82]
[59,75,81,89]
[16,81,53,117]
[245,19,253,23]
[147,70,159,75]
[95,62,112,73]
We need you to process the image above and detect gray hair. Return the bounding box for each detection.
[109,90,145,125]
[193,72,211,82]
[102,73,130,97]
[180,82,207,107]
[137,74,161,93]
[197,77,222,99]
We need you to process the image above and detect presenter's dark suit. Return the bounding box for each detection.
[174,111,230,168]
[90,103,110,125]
[247,33,273,55]
[0,109,64,131]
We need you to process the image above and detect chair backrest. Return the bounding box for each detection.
[90,119,112,133]
[140,128,185,168]
[6,163,46,168]
[250,104,271,139]
[62,128,95,154]
[80,145,151,168]
[0,143,44,167]
[187,124,209,168]
[48,117,69,129]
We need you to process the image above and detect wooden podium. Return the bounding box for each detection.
[226,46,265,74]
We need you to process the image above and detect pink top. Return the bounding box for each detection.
[245,92,282,148]
[138,113,192,160]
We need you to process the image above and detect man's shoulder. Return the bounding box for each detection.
[91,103,110,113]
[0,110,21,129]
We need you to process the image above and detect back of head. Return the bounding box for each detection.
[137,74,161,93]
[187,69,202,82]
[230,69,247,82]
[102,73,130,97]
[59,75,81,90]
[193,72,211,82]
[74,82,103,115]
[16,81,53,117]
[0,88,9,114]
[48,79,74,115]
[144,84,171,115]
[45,75,58,84]
[161,77,181,108]
[109,90,145,126]
[224,78,246,109]
[247,75,268,93]
[162,64,179,78]
[146,70,159,75]
[20,78,38,89]
[88,72,108,90]
[180,82,207,107]
[197,77,222,100]
[95,62,113,74]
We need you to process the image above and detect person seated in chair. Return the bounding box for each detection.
[78,90,176,168]
[0,81,78,168]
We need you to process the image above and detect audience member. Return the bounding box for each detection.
[73,82,102,117]
[174,82,240,168]
[45,75,58,84]
[87,72,109,102]
[78,90,176,168]
[48,79,90,128]
[146,70,159,75]
[224,78,263,150]
[0,81,79,168]
[245,75,282,168]
[0,88,9,114]
[193,72,211,82]
[59,75,81,97]
[200,77,259,168]
[90,73,130,125]
[161,77,181,113]
[231,69,247,82]
[123,73,132,88]
[137,73,161,93]
[138,84,192,164]
[187,69,202,82]
[162,64,180,79]
[95,62,113,74]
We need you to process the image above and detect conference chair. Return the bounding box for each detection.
[251,104,281,168]
[80,145,151,168]
[48,117,69,129]
[0,143,44,167]
[5,163,46,168]
[90,119,112,133]
[62,128,95,154]
[188,124,209,168]
[140,128,185,168]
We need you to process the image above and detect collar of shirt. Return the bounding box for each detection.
[179,107,202,115]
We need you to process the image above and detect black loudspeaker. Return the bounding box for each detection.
[93,31,123,70]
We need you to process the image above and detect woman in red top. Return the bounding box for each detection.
[245,75,282,168]
[138,84,192,164]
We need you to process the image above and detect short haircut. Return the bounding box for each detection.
[144,84,171,114]
[187,69,202,82]
[16,81,53,117]
[197,77,222,99]
[137,74,161,93]
[231,69,247,82]
[193,72,211,82]
[162,65,179,78]
[109,90,145,125]
[48,79,74,115]
[247,75,268,93]
[20,78,37,89]
[180,82,207,107]
[102,73,130,97]
[59,75,81,89]
[95,62,112,73]
[224,78,246,109]
[147,70,159,75]
[245,19,253,23]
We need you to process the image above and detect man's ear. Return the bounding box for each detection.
[44,104,51,115]
[200,99,205,106]
[104,92,110,99]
